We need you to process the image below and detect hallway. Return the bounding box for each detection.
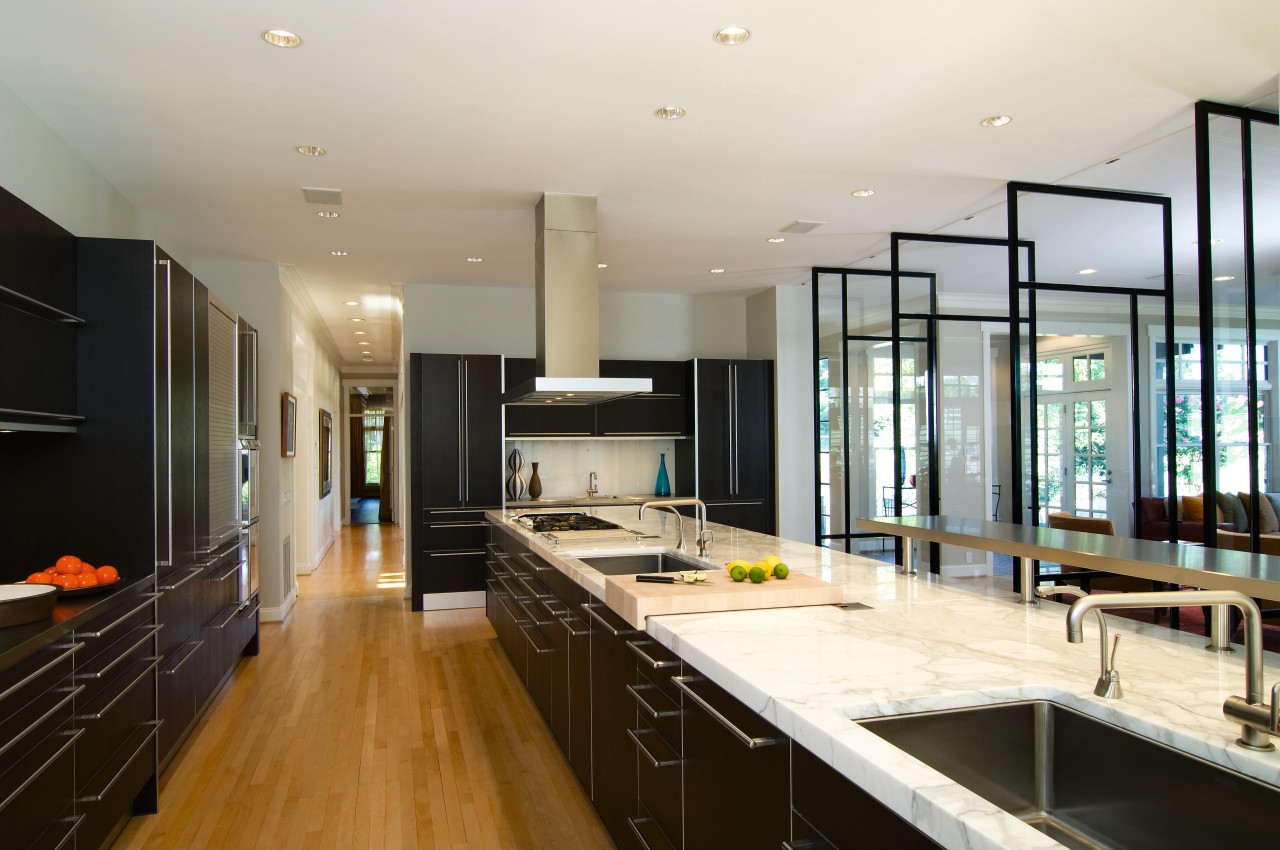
[115,523,611,849]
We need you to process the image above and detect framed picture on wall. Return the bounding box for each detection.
[318,409,332,497]
[282,392,297,458]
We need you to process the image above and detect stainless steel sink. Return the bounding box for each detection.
[859,700,1279,849]
[578,552,706,575]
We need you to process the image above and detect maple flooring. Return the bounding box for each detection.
[113,522,613,849]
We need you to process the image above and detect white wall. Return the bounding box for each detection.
[403,284,749,360]
[748,286,816,544]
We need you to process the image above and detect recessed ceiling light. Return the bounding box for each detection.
[349,317,365,322]
[713,26,751,45]
[358,341,371,346]
[317,211,340,219]
[598,263,608,269]
[655,106,686,120]
[354,330,367,335]
[262,29,302,48]
[709,268,725,274]
[330,250,348,256]
[980,115,1012,128]
[467,257,483,263]
[767,238,785,243]
[344,301,360,306]
[1213,275,1236,281]
[1076,268,1099,275]
[851,189,875,198]
[295,145,325,157]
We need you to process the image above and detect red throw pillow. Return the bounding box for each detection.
[1182,495,1204,522]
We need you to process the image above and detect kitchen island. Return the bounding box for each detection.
[486,506,1280,849]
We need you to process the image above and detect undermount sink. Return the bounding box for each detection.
[859,700,1278,850]
[579,552,706,575]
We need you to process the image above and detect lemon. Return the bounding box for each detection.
[754,560,773,578]
[729,565,748,582]
[773,563,790,580]
[765,555,783,568]
[725,559,751,574]
[748,566,766,584]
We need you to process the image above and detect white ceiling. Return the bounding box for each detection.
[0,1,1276,367]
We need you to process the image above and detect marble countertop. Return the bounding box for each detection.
[488,506,1280,850]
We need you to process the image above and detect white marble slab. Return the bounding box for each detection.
[487,506,1280,850]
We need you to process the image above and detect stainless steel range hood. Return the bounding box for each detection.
[502,193,652,406]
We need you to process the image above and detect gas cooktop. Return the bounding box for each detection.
[517,512,623,532]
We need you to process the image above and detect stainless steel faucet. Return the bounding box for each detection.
[1036,585,1122,699]
[586,471,598,498]
[1063,589,1276,750]
[639,498,713,557]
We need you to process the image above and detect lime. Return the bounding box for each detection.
[754,559,773,578]
[748,566,766,584]
[729,565,748,582]
[773,563,789,580]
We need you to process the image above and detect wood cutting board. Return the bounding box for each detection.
[604,569,844,629]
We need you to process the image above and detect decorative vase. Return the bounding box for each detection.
[655,453,671,497]
[505,449,526,501]
[528,462,543,500]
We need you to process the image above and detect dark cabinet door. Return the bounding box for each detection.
[415,354,465,509]
[594,397,685,437]
[461,354,503,507]
[679,672,789,850]
[416,550,488,595]
[731,359,772,501]
[586,603,642,849]
[694,360,733,502]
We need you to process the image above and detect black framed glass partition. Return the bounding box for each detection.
[1196,100,1280,552]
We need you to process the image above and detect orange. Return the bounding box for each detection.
[43,566,58,575]
[95,565,118,584]
[78,573,99,587]
[55,555,81,574]
[26,572,53,584]
[50,574,76,589]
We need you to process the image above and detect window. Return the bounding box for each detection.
[363,414,385,485]
[818,357,831,537]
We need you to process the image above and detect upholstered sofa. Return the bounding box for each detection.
[1137,491,1280,544]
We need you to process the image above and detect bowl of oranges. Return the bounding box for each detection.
[26,556,121,597]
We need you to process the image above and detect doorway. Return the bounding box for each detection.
[348,386,395,524]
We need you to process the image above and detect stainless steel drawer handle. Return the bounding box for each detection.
[75,625,163,681]
[159,640,204,675]
[627,727,681,768]
[629,640,679,669]
[580,603,641,637]
[0,642,82,705]
[77,657,161,721]
[507,432,592,437]
[78,594,160,640]
[157,566,202,591]
[561,616,590,636]
[0,727,84,811]
[0,684,83,762]
[782,841,827,850]
[429,522,485,528]
[75,723,160,803]
[672,675,780,749]
[627,683,681,719]
[208,604,239,630]
[211,561,242,582]
[602,432,682,436]
[498,593,530,626]
[428,550,487,557]
[49,813,85,850]
[521,624,554,654]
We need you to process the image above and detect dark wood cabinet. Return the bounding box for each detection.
[586,601,642,849]
[791,744,942,849]
[504,357,689,438]
[409,354,502,609]
[676,359,776,535]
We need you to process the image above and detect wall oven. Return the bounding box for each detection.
[239,439,260,601]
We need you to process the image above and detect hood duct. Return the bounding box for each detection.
[501,193,652,405]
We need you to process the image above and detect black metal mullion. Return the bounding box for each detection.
[841,272,853,546]
[1194,101,1217,547]
[1242,119,1261,553]
[1028,287,1040,524]
[1008,184,1025,534]
[890,239,904,555]
[1129,293,1143,539]
[812,267,822,543]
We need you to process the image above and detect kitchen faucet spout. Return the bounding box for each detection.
[639,498,712,557]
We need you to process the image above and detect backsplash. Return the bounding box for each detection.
[504,439,681,500]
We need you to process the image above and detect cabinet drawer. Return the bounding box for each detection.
[416,550,487,595]
[0,642,78,729]
[631,725,682,850]
[75,654,158,791]
[74,590,158,677]
[76,725,158,850]
[0,721,80,850]
[425,508,490,524]
[421,520,487,551]
[791,744,941,850]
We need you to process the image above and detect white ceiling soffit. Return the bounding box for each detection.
[0,2,1274,368]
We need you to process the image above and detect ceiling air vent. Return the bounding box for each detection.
[302,187,344,205]
[780,220,826,234]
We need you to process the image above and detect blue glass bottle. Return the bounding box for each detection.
[655,453,671,497]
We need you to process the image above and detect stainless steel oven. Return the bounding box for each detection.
[239,439,260,599]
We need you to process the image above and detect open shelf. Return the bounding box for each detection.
[0,284,85,326]
[0,407,84,433]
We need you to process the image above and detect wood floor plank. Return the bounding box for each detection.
[112,521,612,850]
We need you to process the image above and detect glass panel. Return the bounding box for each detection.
[815,273,848,540]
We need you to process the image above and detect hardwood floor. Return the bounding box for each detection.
[114,522,614,849]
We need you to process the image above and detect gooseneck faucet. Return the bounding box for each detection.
[586,471,599,498]
[1036,585,1122,699]
[639,498,713,557]
[1063,589,1276,751]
